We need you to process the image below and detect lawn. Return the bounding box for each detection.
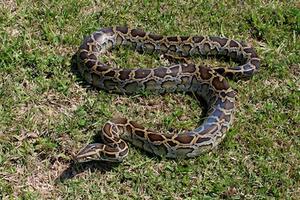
[0,0,299,199]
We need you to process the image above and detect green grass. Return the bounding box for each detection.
[0,0,299,199]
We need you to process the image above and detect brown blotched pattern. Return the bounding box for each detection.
[74,26,260,162]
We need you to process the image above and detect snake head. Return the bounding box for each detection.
[73,143,104,163]
[74,143,127,163]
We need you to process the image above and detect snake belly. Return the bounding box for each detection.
[75,26,260,162]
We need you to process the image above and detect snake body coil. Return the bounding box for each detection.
[75,26,260,162]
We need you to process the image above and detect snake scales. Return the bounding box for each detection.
[74,26,260,162]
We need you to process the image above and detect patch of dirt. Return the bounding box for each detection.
[0,0,17,12]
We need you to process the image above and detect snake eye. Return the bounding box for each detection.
[89,144,99,150]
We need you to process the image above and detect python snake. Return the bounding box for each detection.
[74,26,260,162]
